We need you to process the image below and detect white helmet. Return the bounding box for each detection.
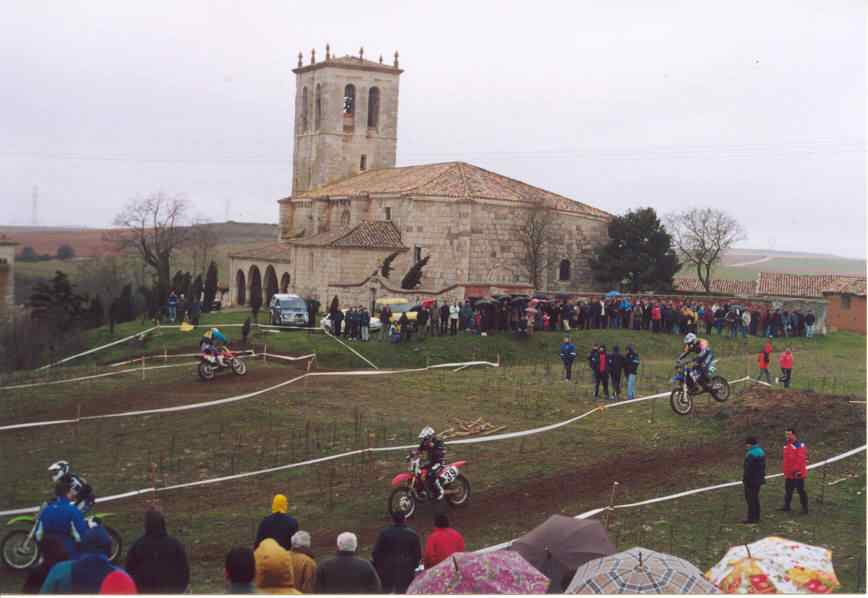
[683,333,698,346]
[48,460,70,482]
[418,426,435,442]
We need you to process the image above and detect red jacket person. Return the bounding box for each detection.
[780,427,809,514]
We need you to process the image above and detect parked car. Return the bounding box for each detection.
[268,293,309,326]
[321,309,383,333]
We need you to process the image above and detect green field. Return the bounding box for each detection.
[0,315,865,593]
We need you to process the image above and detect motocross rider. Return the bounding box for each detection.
[48,460,96,515]
[678,332,714,391]
[200,327,230,366]
[417,426,447,501]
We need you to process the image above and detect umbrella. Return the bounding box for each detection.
[408,550,550,594]
[706,536,840,594]
[420,298,436,308]
[606,290,622,298]
[525,307,539,315]
[474,298,496,306]
[511,516,616,593]
[376,297,409,306]
[566,547,717,594]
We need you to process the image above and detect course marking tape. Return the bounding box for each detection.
[321,328,379,369]
[38,327,158,370]
[0,362,198,391]
[474,444,868,554]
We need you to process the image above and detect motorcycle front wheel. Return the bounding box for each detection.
[670,389,693,416]
[388,487,417,519]
[710,376,731,402]
[106,526,123,563]
[447,475,471,507]
[1,529,39,570]
[231,358,247,376]
[198,362,215,381]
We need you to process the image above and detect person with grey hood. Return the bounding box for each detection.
[125,507,190,593]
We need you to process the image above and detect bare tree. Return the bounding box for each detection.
[666,207,745,293]
[517,204,557,290]
[189,219,219,275]
[108,193,190,309]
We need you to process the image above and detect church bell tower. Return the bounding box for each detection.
[291,45,403,195]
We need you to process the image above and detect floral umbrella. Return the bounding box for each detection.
[407,550,550,594]
[706,536,840,594]
[566,547,718,594]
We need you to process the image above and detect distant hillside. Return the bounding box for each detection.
[679,248,866,281]
[0,222,278,258]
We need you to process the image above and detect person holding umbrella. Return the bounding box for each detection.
[559,337,577,382]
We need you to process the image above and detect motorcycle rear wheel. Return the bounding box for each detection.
[1,529,39,570]
[231,358,247,376]
[447,475,471,507]
[198,362,215,381]
[710,376,730,402]
[106,526,123,563]
[388,487,416,519]
[670,389,693,416]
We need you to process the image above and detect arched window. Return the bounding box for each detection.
[280,273,290,293]
[558,259,571,282]
[301,86,309,132]
[235,270,247,306]
[314,84,322,130]
[248,265,262,307]
[367,87,380,128]
[340,209,351,226]
[265,266,279,304]
[343,84,355,114]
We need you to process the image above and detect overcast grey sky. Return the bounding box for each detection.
[1,1,864,257]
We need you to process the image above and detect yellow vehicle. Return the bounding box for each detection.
[375,297,419,323]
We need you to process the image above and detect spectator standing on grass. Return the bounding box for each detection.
[41,527,137,594]
[361,307,371,342]
[255,494,299,551]
[608,345,625,400]
[741,436,766,524]
[779,348,794,388]
[380,305,392,341]
[439,302,450,336]
[741,309,751,339]
[372,512,422,593]
[595,345,610,400]
[254,538,301,594]
[780,427,809,514]
[559,336,577,382]
[418,305,429,338]
[332,306,344,337]
[430,300,440,337]
[167,290,178,323]
[125,508,190,593]
[21,535,67,593]
[423,514,465,570]
[805,311,816,338]
[224,546,257,594]
[449,302,460,336]
[757,347,772,383]
[289,531,317,594]
[314,532,382,594]
[624,345,640,400]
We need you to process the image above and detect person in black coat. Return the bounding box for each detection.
[742,436,767,524]
[314,532,382,594]
[255,494,299,551]
[125,508,190,593]
[371,512,422,593]
[607,345,625,400]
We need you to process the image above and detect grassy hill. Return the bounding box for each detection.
[678,248,866,281]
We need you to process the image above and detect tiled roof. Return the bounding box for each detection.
[228,242,294,262]
[757,272,864,298]
[673,278,756,296]
[290,220,406,250]
[295,162,611,220]
[822,277,867,296]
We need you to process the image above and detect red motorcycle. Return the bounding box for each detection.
[388,451,471,518]
[198,346,247,381]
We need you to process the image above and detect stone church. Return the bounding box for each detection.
[228,47,612,309]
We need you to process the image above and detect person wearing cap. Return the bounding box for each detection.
[314,532,381,594]
[255,494,299,551]
[41,527,136,594]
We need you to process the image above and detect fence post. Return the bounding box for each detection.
[604,481,620,530]
[141,355,146,380]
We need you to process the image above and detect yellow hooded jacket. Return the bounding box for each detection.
[255,539,302,594]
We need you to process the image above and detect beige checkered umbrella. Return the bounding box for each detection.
[566,547,719,594]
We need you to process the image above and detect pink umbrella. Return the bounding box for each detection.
[408,550,550,594]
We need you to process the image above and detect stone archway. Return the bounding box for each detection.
[235,270,246,306]
[265,265,279,304]
[248,265,262,309]
[280,272,290,293]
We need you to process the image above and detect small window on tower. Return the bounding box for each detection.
[343,85,355,114]
[315,84,322,130]
[301,86,309,132]
[384,207,392,221]
[360,155,367,171]
[368,87,380,128]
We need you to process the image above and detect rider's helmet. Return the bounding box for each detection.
[48,460,70,482]
[683,333,698,347]
[418,426,435,446]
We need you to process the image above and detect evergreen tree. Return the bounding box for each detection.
[56,244,76,260]
[87,295,105,329]
[191,274,203,304]
[203,261,218,312]
[401,255,430,290]
[29,271,87,332]
[590,207,680,292]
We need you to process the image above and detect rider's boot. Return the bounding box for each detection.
[433,479,445,501]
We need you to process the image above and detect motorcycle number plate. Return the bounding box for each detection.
[439,466,458,485]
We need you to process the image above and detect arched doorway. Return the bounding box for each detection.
[248,265,262,309]
[280,273,290,293]
[235,270,246,306]
[265,265,279,304]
